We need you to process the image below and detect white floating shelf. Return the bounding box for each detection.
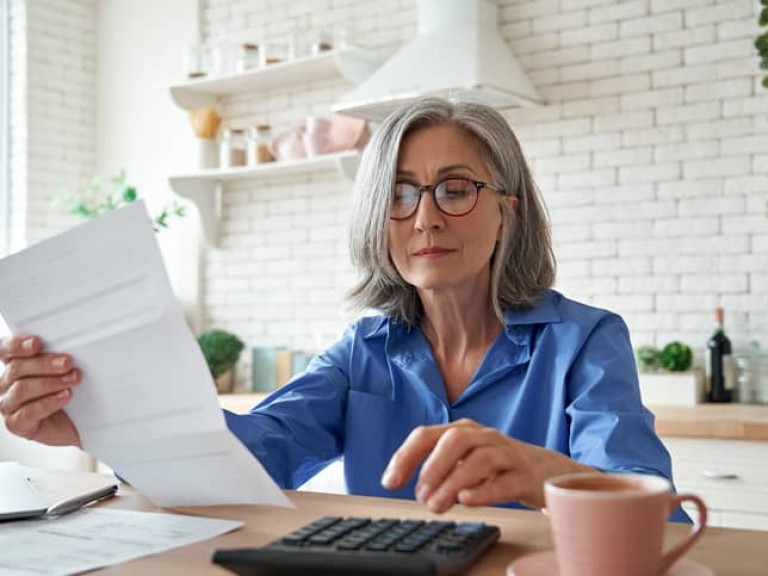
[170,150,361,246]
[170,47,387,110]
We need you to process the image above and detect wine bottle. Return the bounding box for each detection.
[706,307,733,403]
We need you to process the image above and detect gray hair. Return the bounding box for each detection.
[348,97,556,325]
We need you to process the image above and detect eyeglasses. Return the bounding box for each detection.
[389,178,503,221]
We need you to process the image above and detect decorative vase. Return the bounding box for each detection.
[214,368,235,394]
[638,370,704,406]
[198,138,219,169]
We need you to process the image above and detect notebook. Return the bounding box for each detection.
[0,464,49,521]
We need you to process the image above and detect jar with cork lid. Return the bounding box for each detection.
[248,124,275,165]
[220,128,248,168]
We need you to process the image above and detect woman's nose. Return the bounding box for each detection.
[413,191,445,231]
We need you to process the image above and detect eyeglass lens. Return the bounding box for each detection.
[391,179,480,219]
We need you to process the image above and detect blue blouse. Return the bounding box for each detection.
[225,290,689,522]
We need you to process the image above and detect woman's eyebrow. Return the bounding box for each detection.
[395,164,479,179]
[437,164,478,176]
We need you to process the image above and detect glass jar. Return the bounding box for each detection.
[736,341,768,404]
[235,43,260,73]
[248,124,274,165]
[208,40,230,77]
[220,128,247,168]
[736,355,756,404]
[306,31,333,57]
[259,35,295,67]
[182,38,207,79]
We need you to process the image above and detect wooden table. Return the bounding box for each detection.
[27,469,768,575]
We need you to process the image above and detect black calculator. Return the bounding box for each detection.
[212,515,501,575]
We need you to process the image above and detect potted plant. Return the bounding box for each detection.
[53,170,186,230]
[635,341,702,406]
[755,3,768,216]
[197,329,245,394]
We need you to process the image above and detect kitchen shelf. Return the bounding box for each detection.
[170,47,386,110]
[169,150,361,246]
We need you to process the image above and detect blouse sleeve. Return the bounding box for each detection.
[223,328,355,489]
[564,313,691,523]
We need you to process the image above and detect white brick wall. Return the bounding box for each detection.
[9,0,96,251]
[12,0,768,389]
[197,0,768,374]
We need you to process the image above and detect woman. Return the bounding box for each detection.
[0,97,686,520]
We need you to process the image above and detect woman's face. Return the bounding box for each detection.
[388,123,515,296]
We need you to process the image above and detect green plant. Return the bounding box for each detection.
[197,329,245,379]
[635,345,662,373]
[755,2,768,216]
[660,341,693,372]
[756,1,768,88]
[53,170,186,230]
[636,341,693,373]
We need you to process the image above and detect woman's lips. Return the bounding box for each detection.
[413,247,453,257]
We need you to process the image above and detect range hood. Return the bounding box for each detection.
[332,0,543,122]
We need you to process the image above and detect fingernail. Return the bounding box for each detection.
[51,356,67,369]
[416,483,431,503]
[381,467,398,489]
[427,494,446,512]
[62,370,79,384]
[22,337,35,352]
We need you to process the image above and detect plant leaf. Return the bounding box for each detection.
[122,186,137,202]
[110,170,126,189]
[756,33,768,51]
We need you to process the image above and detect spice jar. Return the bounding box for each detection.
[220,128,247,168]
[248,124,275,165]
[235,43,260,73]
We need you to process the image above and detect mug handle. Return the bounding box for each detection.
[658,493,708,574]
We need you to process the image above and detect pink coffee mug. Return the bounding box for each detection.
[544,472,707,576]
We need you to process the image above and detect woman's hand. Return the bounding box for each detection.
[381,419,594,513]
[0,335,82,448]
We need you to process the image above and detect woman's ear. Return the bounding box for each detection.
[497,195,518,241]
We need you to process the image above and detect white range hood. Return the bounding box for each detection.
[332,0,543,122]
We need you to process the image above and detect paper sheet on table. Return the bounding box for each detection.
[0,201,292,508]
[0,508,242,576]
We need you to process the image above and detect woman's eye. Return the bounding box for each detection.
[394,185,417,203]
[441,181,470,198]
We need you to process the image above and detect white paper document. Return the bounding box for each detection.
[0,508,242,576]
[0,202,292,508]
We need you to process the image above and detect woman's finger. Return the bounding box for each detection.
[3,387,74,441]
[415,426,487,499]
[0,335,41,363]
[381,423,456,489]
[457,470,522,508]
[0,354,74,395]
[0,370,81,416]
[421,439,514,513]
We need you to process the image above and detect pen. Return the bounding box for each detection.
[46,483,118,517]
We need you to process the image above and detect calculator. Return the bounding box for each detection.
[212,515,501,575]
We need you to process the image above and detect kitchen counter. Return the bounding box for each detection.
[218,392,267,414]
[649,403,768,441]
[219,394,768,441]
